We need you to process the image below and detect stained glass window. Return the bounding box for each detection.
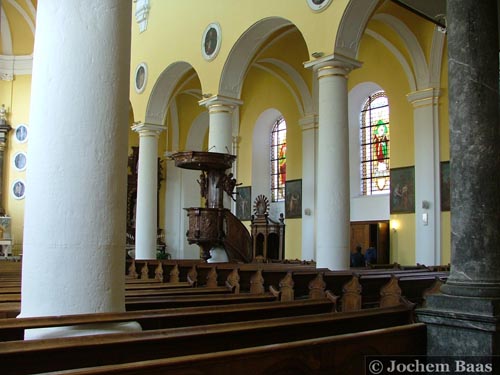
[271,117,286,202]
[360,91,390,195]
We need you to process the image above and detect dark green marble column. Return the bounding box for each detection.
[417,0,500,356]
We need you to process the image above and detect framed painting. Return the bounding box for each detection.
[12,179,26,200]
[134,62,148,94]
[13,152,27,171]
[236,186,251,221]
[285,179,302,218]
[440,161,450,211]
[201,22,221,61]
[306,0,333,12]
[390,167,415,213]
[15,124,28,143]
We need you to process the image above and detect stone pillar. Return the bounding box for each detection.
[20,0,140,338]
[132,122,165,260]
[304,56,361,270]
[199,95,242,154]
[407,88,441,266]
[0,105,11,215]
[299,114,318,261]
[417,0,500,356]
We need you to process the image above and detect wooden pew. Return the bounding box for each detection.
[267,269,447,307]
[39,323,426,375]
[124,292,278,310]
[0,292,279,319]
[0,285,236,304]
[0,304,416,375]
[0,298,336,342]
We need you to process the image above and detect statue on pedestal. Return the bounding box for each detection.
[0,105,7,125]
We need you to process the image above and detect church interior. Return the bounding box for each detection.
[0,0,499,373]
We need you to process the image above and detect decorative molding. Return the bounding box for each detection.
[406,88,440,109]
[134,0,150,33]
[0,55,33,77]
[303,53,362,71]
[299,114,318,131]
[198,94,242,108]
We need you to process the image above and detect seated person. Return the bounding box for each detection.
[365,246,377,266]
[350,245,365,267]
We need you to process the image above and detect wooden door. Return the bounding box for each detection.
[350,223,370,253]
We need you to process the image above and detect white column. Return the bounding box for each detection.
[132,123,165,260]
[199,95,242,154]
[407,88,441,266]
[20,0,140,338]
[299,115,318,261]
[305,56,361,270]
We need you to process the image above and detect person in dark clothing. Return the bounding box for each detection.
[350,245,365,267]
[365,246,377,266]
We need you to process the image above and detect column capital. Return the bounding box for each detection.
[406,88,441,108]
[299,114,319,131]
[131,122,165,137]
[304,53,362,73]
[198,94,243,112]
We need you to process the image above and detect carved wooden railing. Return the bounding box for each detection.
[223,210,252,263]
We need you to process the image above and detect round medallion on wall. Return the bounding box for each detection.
[134,62,148,94]
[306,0,333,12]
[14,124,28,143]
[12,180,25,200]
[201,22,221,61]
[13,152,27,172]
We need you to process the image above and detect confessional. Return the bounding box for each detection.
[250,195,285,261]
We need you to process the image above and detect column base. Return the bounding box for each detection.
[24,321,142,340]
[416,293,500,356]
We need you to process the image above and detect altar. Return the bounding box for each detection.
[0,239,12,256]
[0,217,12,256]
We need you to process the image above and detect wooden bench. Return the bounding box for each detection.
[0,304,416,375]
[124,292,278,310]
[40,323,426,375]
[0,298,336,342]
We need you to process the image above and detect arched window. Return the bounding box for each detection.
[270,117,286,202]
[360,91,390,195]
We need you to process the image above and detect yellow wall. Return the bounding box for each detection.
[1,75,32,255]
[238,65,303,259]
[390,214,416,265]
[2,1,36,55]
[5,2,452,265]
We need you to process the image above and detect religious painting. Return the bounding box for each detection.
[306,0,333,12]
[134,63,148,94]
[285,179,302,219]
[440,161,450,211]
[15,124,28,143]
[12,180,25,200]
[236,186,251,221]
[13,152,27,171]
[390,167,415,214]
[201,22,221,61]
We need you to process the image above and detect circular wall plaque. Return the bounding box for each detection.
[201,22,221,61]
[306,0,333,12]
[13,152,27,171]
[14,124,28,143]
[12,180,25,200]
[134,62,148,94]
